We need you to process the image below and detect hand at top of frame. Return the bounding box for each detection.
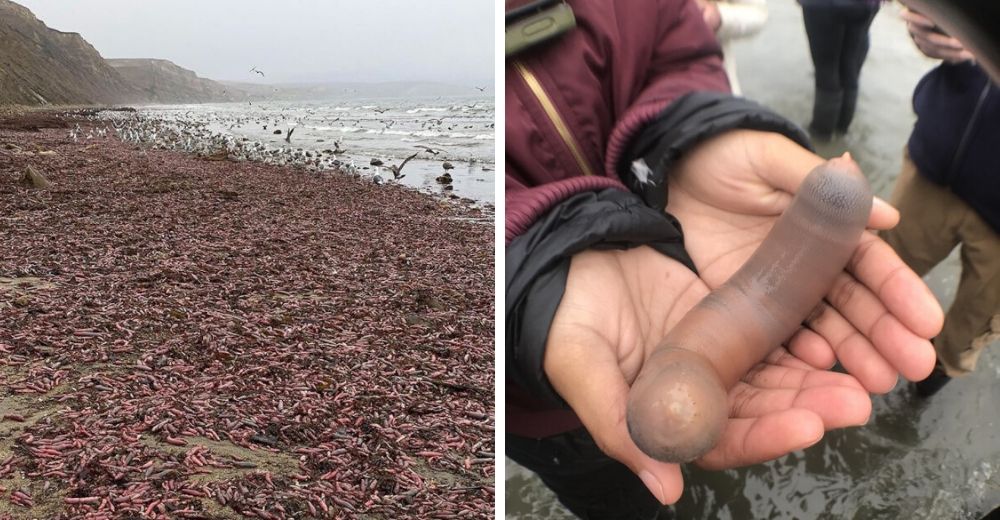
[901,7,975,63]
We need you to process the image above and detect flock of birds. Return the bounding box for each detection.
[85,111,466,191]
[67,122,107,141]
[61,66,493,196]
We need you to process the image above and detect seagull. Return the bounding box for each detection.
[250,66,265,77]
[388,152,419,180]
[414,145,441,155]
[373,108,388,114]
[285,127,294,143]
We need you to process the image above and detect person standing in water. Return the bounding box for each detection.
[883,7,1000,397]
[798,0,882,140]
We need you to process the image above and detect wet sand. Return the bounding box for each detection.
[1,110,494,518]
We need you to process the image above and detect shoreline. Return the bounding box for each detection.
[0,111,494,518]
[107,101,496,206]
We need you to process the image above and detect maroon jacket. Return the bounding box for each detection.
[506,0,729,244]
[505,0,810,438]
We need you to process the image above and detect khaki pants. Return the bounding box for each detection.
[881,150,1000,377]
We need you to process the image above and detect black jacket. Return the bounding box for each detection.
[908,61,999,232]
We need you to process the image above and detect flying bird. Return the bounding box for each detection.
[414,145,441,155]
[389,152,420,180]
[373,108,388,114]
[250,66,265,77]
[475,86,487,92]
[285,127,294,143]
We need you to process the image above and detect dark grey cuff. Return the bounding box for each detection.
[617,91,813,209]
[505,188,695,407]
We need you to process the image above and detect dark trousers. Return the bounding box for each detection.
[802,3,880,136]
[507,428,675,520]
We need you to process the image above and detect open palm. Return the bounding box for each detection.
[667,130,941,388]
[544,130,943,505]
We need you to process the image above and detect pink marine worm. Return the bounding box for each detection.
[627,154,872,463]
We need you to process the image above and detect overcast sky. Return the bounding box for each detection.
[16,0,494,86]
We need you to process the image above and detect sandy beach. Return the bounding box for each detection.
[0,109,494,519]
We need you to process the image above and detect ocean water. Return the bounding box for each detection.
[134,94,495,204]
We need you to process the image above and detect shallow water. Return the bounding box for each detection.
[506,1,1000,518]
[137,94,495,203]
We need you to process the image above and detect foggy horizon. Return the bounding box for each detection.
[14,0,494,88]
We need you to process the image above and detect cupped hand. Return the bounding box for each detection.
[543,130,942,504]
[666,129,943,391]
[545,246,875,504]
[900,8,975,63]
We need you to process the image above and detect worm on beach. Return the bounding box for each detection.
[627,154,873,463]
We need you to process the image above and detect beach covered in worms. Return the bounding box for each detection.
[0,110,494,519]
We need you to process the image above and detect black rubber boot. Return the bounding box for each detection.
[809,88,843,142]
[914,360,952,397]
[837,87,859,134]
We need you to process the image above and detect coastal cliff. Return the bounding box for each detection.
[0,0,239,105]
[108,58,241,104]
[0,0,140,105]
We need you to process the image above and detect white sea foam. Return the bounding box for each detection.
[130,96,495,203]
[406,107,448,114]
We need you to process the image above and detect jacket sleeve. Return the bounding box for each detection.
[603,0,732,183]
[617,92,813,209]
[505,0,732,246]
[506,189,696,406]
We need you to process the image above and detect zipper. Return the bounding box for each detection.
[513,60,595,177]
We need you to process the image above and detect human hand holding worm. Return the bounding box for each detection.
[544,130,942,503]
[629,150,875,461]
[667,131,942,391]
